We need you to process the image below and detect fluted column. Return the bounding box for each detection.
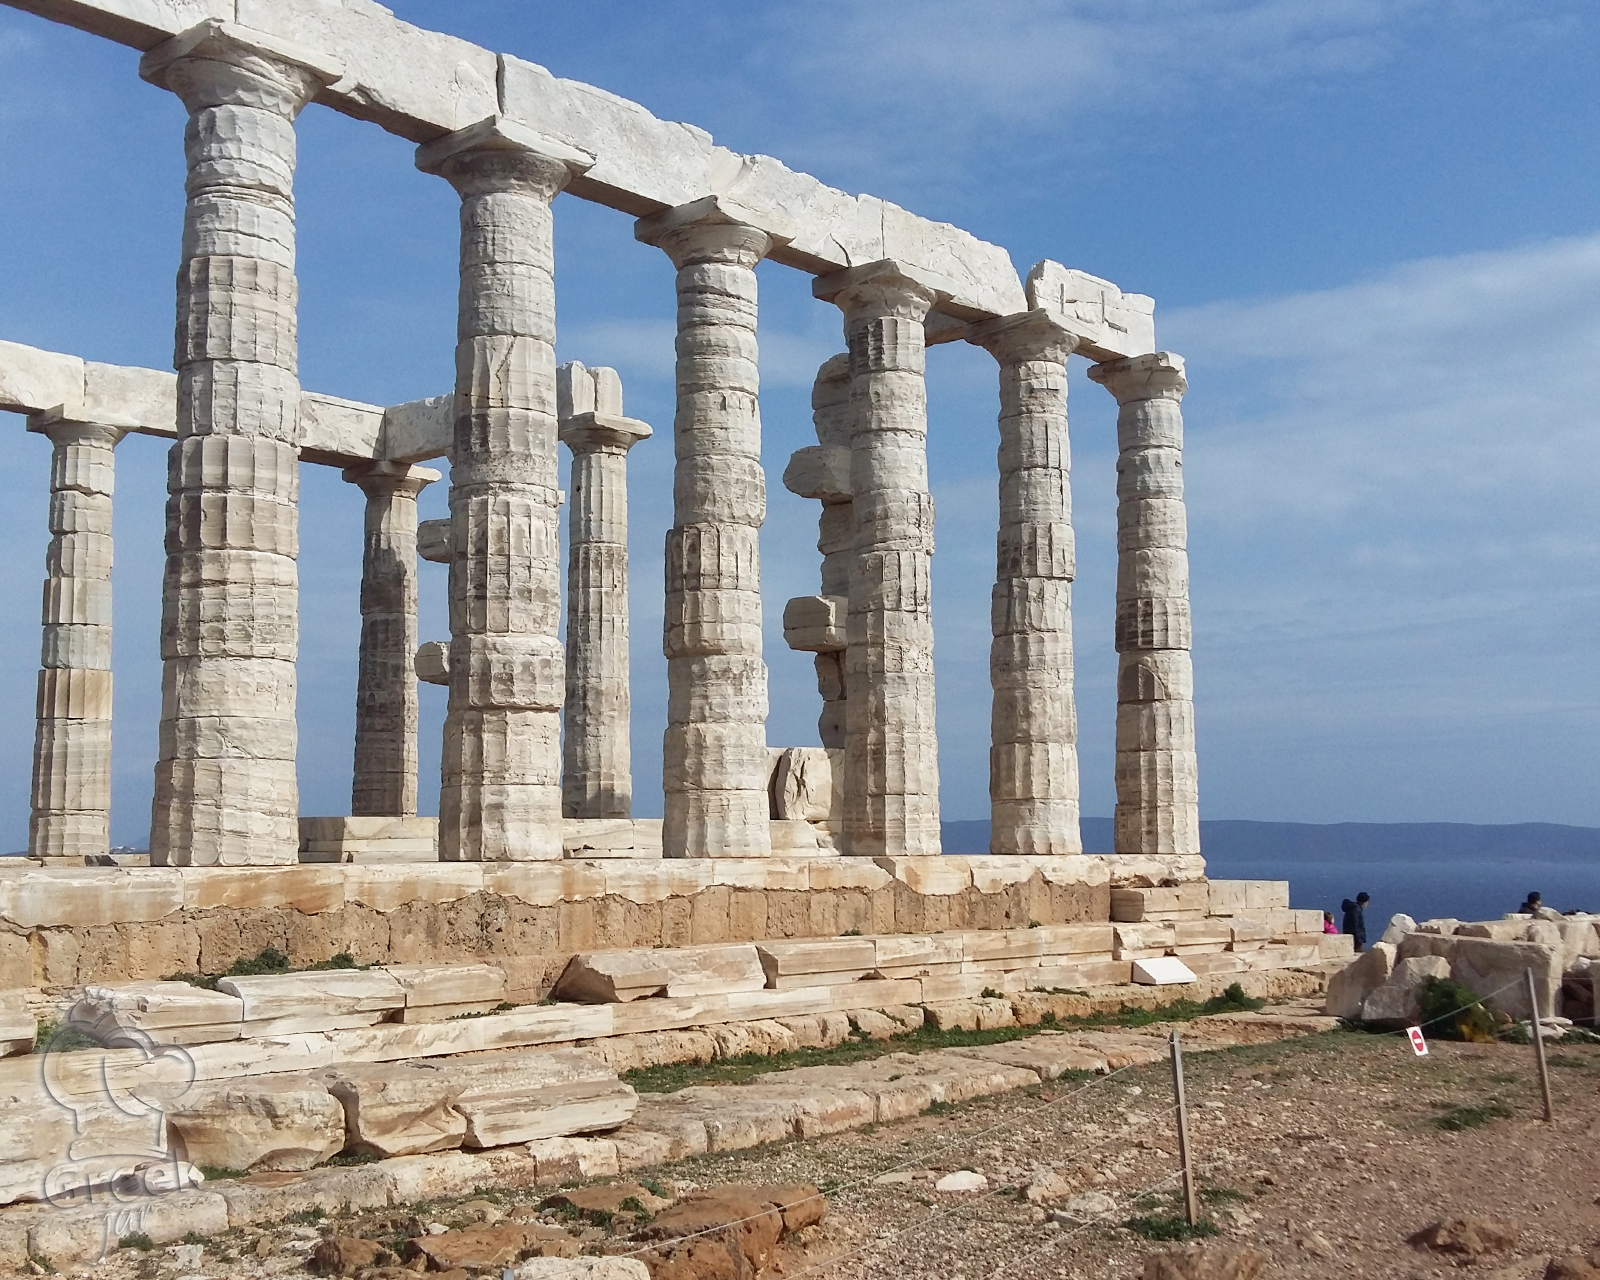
[780,354,853,749]
[1088,352,1199,856]
[814,261,942,856]
[559,361,650,820]
[637,197,787,858]
[417,118,591,862]
[141,22,340,866]
[343,462,439,817]
[968,311,1082,856]
[28,416,125,861]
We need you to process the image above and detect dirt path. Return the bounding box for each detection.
[657,1027,1600,1278]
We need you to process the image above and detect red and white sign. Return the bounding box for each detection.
[1407,1026,1428,1056]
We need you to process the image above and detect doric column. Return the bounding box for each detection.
[1088,352,1199,856]
[343,462,439,817]
[141,21,340,866]
[28,415,125,861]
[558,362,650,820]
[781,354,853,750]
[636,196,789,858]
[814,261,943,856]
[968,311,1082,856]
[416,117,592,862]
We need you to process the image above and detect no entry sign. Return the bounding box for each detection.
[1407,1026,1428,1055]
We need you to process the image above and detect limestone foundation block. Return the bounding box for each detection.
[218,968,406,1036]
[167,1075,346,1173]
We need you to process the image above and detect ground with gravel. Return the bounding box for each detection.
[32,1009,1600,1279]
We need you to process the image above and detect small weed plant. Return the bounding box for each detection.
[1416,977,1498,1042]
[1125,1214,1220,1241]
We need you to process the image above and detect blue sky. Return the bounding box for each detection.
[1,0,1598,848]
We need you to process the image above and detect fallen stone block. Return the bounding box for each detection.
[756,938,877,989]
[459,1079,638,1149]
[662,945,769,997]
[219,969,405,1037]
[167,1074,345,1173]
[326,1060,469,1158]
[1397,933,1561,1019]
[69,981,244,1046]
[1360,955,1451,1026]
[555,951,668,1004]
[387,962,507,1021]
[311,1236,397,1274]
[526,1136,619,1184]
[408,1223,578,1270]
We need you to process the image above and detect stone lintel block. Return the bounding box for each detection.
[70,981,244,1046]
[1024,261,1156,363]
[756,938,878,984]
[218,968,406,1035]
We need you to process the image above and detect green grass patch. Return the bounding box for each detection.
[197,1165,245,1182]
[118,1233,154,1251]
[1125,1214,1220,1241]
[1430,1100,1513,1131]
[447,1002,519,1021]
[284,1206,325,1225]
[166,948,376,991]
[32,1017,103,1054]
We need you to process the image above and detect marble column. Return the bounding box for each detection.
[141,21,340,866]
[814,261,942,856]
[416,118,591,861]
[636,197,785,858]
[558,361,650,820]
[1088,352,1199,856]
[968,311,1082,856]
[780,354,853,749]
[343,461,439,817]
[28,415,125,861]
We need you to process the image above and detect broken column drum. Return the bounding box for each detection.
[345,462,438,818]
[417,119,593,861]
[636,200,781,858]
[1089,352,1199,857]
[781,354,853,750]
[559,363,650,820]
[970,311,1082,857]
[815,262,943,857]
[142,23,340,867]
[29,416,125,860]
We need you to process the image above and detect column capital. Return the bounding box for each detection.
[812,259,944,322]
[415,116,594,200]
[559,412,652,455]
[1088,351,1187,404]
[341,460,441,499]
[139,19,341,115]
[635,195,793,268]
[25,411,127,449]
[966,308,1079,365]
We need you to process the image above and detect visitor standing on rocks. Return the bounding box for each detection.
[1341,892,1370,950]
[1517,891,1542,915]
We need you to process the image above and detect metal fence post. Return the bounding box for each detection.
[1526,967,1554,1122]
[1170,1029,1199,1225]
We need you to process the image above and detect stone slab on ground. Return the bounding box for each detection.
[70,981,245,1045]
[166,1073,346,1173]
[219,968,407,1036]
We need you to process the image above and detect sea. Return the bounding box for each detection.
[939,819,1600,927]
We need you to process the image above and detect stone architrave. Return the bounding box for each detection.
[813,261,944,857]
[27,414,126,861]
[1087,352,1199,857]
[781,354,853,750]
[416,117,593,862]
[636,196,793,858]
[557,362,651,820]
[342,461,440,817]
[140,21,342,867]
[967,311,1082,857]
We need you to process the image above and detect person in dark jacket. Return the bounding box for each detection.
[1341,892,1370,950]
[1517,891,1542,915]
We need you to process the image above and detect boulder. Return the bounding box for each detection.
[1407,1217,1521,1259]
[635,1184,820,1275]
[311,1237,395,1275]
[459,1080,637,1149]
[1053,1190,1119,1225]
[1379,914,1417,946]
[1545,1251,1600,1279]
[1359,955,1451,1026]
[1417,919,1460,935]
[1141,1247,1271,1279]
[408,1224,577,1270]
[1322,942,1396,1019]
[167,1075,346,1173]
[1397,934,1561,1019]
[1024,1170,1074,1205]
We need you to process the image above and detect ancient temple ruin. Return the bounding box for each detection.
[0,5,1336,1244]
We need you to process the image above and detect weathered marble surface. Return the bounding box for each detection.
[638,197,783,858]
[558,363,649,822]
[1089,352,1199,858]
[143,21,341,867]
[815,262,943,857]
[419,117,593,861]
